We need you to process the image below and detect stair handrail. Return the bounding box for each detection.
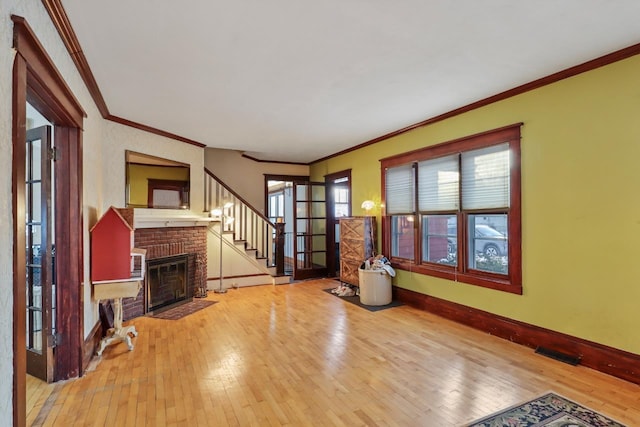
[204,168,279,269]
[204,168,274,225]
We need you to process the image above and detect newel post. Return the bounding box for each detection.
[275,222,285,275]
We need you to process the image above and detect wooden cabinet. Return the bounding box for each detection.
[339,216,376,286]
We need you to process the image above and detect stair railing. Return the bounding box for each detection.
[204,168,279,270]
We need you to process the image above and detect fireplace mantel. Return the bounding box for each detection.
[133,208,214,229]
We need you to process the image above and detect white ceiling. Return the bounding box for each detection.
[61,0,640,163]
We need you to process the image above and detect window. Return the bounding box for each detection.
[334,185,350,218]
[147,179,189,209]
[268,191,285,221]
[381,124,522,294]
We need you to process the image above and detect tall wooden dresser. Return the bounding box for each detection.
[339,216,376,286]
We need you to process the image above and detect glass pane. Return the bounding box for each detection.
[27,266,42,302]
[296,185,308,201]
[28,182,42,223]
[422,215,457,266]
[296,234,309,251]
[27,263,43,352]
[335,203,349,218]
[335,223,340,243]
[311,218,325,234]
[296,203,309,218]
[30,139,42,181]
[312,185,325,200]
[27,225,42,268]
[25,184,30,223]
[311,251,326,267]
[27,308,43,352]
[467,214,508,274]
[312,235,326,249]
[335,187,349,203]
[296,219,309,234]
[386,165,415,214]
[418,155,459,211]
[461,143,510,210]
[390,215,414,260]
[277,194,284,216]
[311,201,325,218]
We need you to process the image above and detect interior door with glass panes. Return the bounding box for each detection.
[293,182,327,279]
[25,125,55,382]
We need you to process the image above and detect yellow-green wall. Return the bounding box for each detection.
[127,164,190,207]
[311,54,640,355]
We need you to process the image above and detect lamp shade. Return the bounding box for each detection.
[361,200,375,211]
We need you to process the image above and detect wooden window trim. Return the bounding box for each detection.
[380,124,522,294]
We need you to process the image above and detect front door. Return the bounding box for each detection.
[25,125,55,382]
[293,182,327,279]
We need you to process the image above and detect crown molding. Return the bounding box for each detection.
[311,42,640,164]
[42,0,207,150]
[107,115,206,148]
[42,0,640,163]
[241,153,308,166]
[41,0,108,117]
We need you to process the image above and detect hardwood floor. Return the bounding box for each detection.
[27,279,640,426]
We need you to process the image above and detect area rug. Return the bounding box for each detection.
[323,288,403,312]
[151,300,217,320]
[464,392,626,427]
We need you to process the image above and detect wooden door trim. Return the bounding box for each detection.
[12,15,85,427]
[12,50,28,427]
[12,16,86,127]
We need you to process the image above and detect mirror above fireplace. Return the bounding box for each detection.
[126,151,190,209]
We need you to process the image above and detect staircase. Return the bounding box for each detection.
[204,168,289,288]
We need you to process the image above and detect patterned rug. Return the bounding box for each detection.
[151,300,217,320]
[465,392,626,427]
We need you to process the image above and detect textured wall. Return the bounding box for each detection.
[0,2,205,422]
[204,148,309,214]
[101,121,204,214]
[311,54,640,356]
[0,5,17,422]
[0,1,98,421]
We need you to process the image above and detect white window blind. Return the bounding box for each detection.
[385,164,415,214]
[152,189,182,208]
[418,155,459,211]
[461,143,510,210]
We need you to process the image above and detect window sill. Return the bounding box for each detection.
[391,260,523,295]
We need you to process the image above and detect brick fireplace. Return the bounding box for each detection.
[122,224,208,320]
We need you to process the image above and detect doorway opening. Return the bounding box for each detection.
[267,179,295,275]
[25,104,56,385]
[325,170,352,278]
[265,175,328,280]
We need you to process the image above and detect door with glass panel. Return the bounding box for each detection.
[293,182,327,279]
[25,125,55,382]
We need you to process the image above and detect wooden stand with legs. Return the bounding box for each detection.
[94,279,142,355]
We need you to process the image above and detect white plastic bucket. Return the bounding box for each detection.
[358,268,392,306]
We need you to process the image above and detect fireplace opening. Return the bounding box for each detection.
[146,254,189,312]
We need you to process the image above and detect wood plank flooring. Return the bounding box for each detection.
[27,279,640,426]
